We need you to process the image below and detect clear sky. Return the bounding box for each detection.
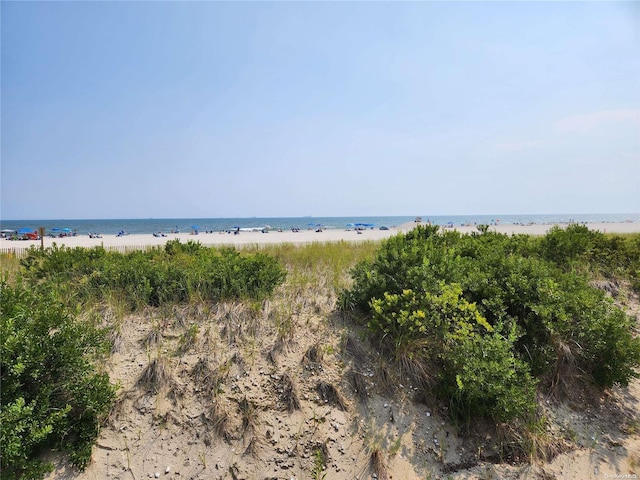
[1,1,639,220]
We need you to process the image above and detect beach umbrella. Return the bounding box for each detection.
[51,228,61,232]
[191,225,200,230]
[63,228,72,232]
[1,229,16,233]
[17,228,33,234]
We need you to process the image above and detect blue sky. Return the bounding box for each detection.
[2,1,638,220]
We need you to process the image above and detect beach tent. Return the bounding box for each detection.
[354,223,375,230]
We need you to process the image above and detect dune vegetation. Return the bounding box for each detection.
[340,224,640,459]
[1,226,639,479]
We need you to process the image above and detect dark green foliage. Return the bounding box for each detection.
[540,225,640,286]
[341,226,640,425]
[441,329,537,423]
[20,241,287,310]
[369,284,537,422]
[538,224,600,267]
[1,281,116,478]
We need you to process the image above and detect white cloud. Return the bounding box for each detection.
[555,109,640,134]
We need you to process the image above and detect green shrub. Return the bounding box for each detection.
[441,329,537,423]
[538,224,601,267]
[1,281,116,478]
[342,226,640,426]
[538,225,640,288]
[19,242,287,310]
[369,284,536,423]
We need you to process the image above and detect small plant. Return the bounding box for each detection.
[389,436,403,456]
[303,344,324,369]
[109,323,125,354]
[343,334,368,363]
[275,309,295,343]
[278,372,301,413]
[142,324,163,350]
[370,447,389,480]
[243,435,258,457]
[137,354,172,394]
[177,324,199,354]
[316,381,347,411]
[621,418,640,435]
[228,463,241,480]
[323,343,335,356]
[208,402,233,442]
[238,396,257,437]
[312,443,329,480]
[348,370,369,406]
[191,358,226,398]
[311,409,326,425]
[123,434,131,470]
[198,449,207,468]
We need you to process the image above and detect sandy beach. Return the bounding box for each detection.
[2,221,640,254]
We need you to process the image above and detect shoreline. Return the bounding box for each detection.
[2,222,640,254]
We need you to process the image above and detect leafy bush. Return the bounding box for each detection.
[20,242,287,310]
[540,225,640,287]
[1,281,116,478]
[538,224,600,267]
[441,328,537,423]
[369,284,537,423]
[341,226,640,425]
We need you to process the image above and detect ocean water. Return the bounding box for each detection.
[1,214,639,236]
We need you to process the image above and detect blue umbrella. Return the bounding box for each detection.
[63,228,72,232]
[51,227,61,232]
[191,225,200,230]
[17,228,33,234]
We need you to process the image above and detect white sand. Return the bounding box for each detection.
[2,222,640,253]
